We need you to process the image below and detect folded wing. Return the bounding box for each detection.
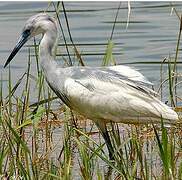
[62,66,178,124]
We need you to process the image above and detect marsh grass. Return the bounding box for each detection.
[0,2,182,180]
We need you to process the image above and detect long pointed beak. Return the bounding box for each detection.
[4,31,30,68]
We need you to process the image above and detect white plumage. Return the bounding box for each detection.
[108,65,153,85]
[52,66,178,124]
[4,13,178,159]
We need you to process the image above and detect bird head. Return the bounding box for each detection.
[4,13,56,68]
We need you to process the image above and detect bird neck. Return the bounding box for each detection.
[39,26,58,72]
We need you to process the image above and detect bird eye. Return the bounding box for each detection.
[24,29,31,35]
[22,29,31,38]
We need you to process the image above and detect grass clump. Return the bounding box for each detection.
[0,2,182,180]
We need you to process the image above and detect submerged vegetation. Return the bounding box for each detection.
[0,2,182,179]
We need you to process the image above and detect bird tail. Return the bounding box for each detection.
[157,102,178,124]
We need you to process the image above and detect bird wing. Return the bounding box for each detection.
[103,65,153,86]
[63,66,177,123]
[67,66,156,96]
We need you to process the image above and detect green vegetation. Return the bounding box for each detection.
[0,2,181,179]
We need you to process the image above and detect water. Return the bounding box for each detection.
[0,2,181,178]
[0,1,181,95]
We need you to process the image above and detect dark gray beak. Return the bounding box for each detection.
[4,30,30,68]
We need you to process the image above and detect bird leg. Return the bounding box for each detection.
[101,129,115,160]
[95,122,115,160]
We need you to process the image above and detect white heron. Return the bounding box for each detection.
[4,13,178,159]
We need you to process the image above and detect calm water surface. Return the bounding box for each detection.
[0,2,182,96]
